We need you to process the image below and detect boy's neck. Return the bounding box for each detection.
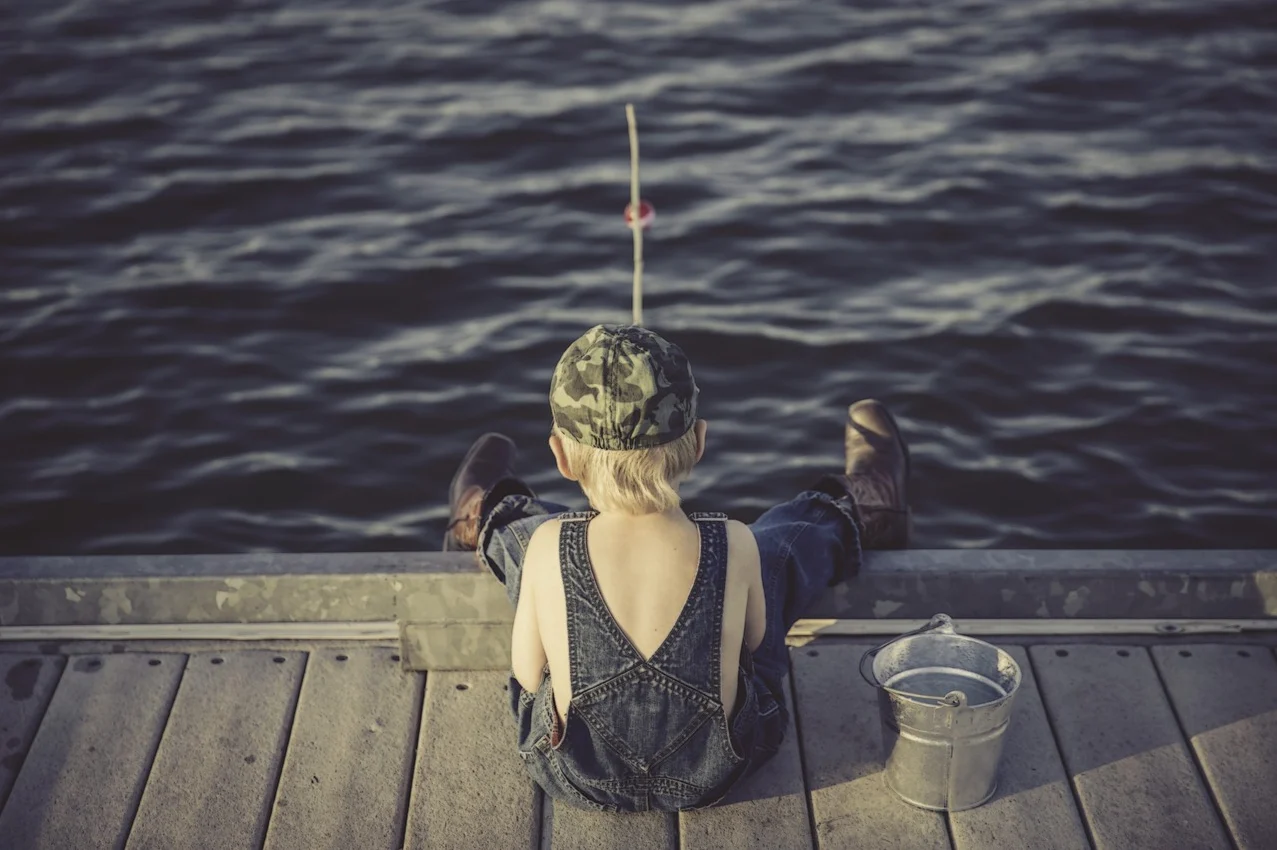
[592,507,689,523]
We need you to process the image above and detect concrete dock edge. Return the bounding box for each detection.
[2,550,1274,669]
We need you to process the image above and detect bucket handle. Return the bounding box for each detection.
[858,614,967,707]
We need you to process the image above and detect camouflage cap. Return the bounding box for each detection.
[550,324,698,450]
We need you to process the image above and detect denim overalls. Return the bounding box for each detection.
[478,482,861,813]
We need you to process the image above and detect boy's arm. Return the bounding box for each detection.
[731,521,766,653]
[511,523,553,694]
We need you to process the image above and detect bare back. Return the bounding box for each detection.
[521,512,758,729]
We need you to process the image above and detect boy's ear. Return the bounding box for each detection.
[693,419,708,464]
[548,432,577,481]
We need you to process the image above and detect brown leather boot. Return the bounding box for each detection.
[443,433,520,551]
[843,399,911,549]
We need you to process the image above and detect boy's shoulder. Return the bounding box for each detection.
[523,511,595,574]
[722,517,759,556]
[689,514,760,567]
[526,516,567,556]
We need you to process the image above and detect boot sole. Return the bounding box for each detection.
[448,432,516,504]
[875,404,913,547]
[874,403,912,485]
[444,433,517,551]
[847,400,912,485]
[848,400,913,546]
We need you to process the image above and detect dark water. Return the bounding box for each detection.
[2,0,1275,555]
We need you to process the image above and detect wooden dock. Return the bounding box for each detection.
[3,549,1276,848]
[3,634,1276,849]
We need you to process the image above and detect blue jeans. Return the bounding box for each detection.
[476,483,863,718]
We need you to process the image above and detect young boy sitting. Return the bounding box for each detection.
[442,324,910,813]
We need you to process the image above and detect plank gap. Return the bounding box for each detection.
[785,661,821,850]
[258,651,309,850]
[397,670,427,850]
[1024,647,1097,850]
[0,654,68,815]
[539,788,553,850]
[1147,647,1240,850]
[528,787,544,850]
[401,670,429,850]
[120,652,190,850]
[1163,643,1277,847]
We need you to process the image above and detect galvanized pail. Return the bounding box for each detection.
[859,614,1021,811]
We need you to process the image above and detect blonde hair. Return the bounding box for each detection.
[556,425,700,514]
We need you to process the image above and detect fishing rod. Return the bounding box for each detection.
[624,104,654,326]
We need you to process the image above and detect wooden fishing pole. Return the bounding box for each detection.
[626,104,643,326]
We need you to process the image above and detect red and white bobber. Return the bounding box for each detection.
[624,200,655,230]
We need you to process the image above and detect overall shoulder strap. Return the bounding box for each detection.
[556,512,640,693]
[555,512,596,600]
[687,511,729,522]
[641,514,729,700]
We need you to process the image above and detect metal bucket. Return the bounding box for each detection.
[859,614,1021,811]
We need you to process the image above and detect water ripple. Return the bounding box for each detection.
[2,0,1275,553]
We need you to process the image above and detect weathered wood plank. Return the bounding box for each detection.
[126,650,305,850]
[263,648,422,850]
[949,645,1088,850]
[790,644,949,850]
[548,802,675,850]
[1030,644,1230,850]
[679,678,813,850]
[404,670,539,849]
[0,653,65,813]
[1151,644,1277,850]
[0,653,183,850]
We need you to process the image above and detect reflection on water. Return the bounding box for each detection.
[1,0,1275,554]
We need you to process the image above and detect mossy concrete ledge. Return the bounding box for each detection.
[0,552,509,628]
[1,550,1275,669]
[3,549,1273,627]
